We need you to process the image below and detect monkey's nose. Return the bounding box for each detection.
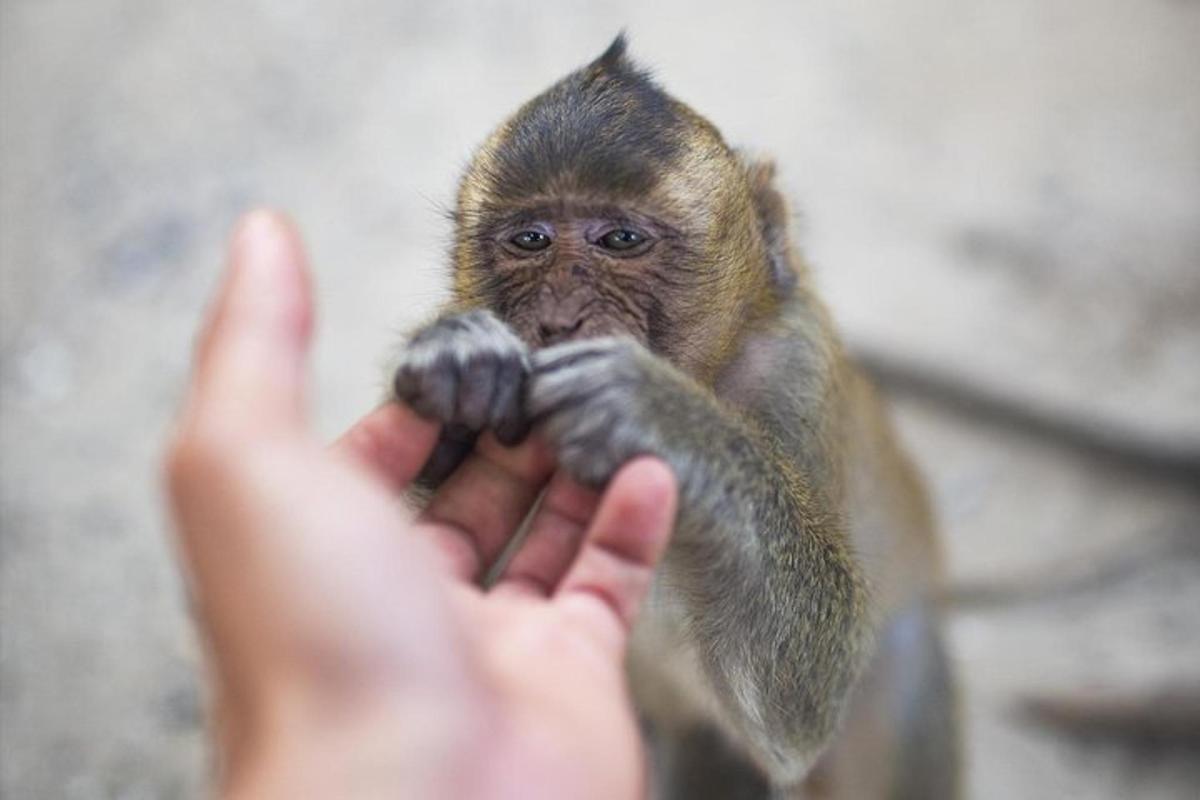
[538,317,584,345]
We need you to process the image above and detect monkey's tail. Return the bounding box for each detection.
[1018,684,1200,747]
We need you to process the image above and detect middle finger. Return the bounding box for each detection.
[418,433,556,581]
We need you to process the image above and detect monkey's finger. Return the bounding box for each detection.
[529,339,612,376]
[489,471,599,598]
[413,425,477,488]
[554,458,677,653]
[416,352,461,422]
[490,356,531,446]
[417,434,556,582]
[186,210,313,435]
[330,403,440,493]
[456,356,497,431]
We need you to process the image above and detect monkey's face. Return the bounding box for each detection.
[449,37,780,378]
[462,202,693,352]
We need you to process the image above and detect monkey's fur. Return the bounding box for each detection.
[392,36,960,799]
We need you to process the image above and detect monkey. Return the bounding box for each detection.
[391,36,960,799]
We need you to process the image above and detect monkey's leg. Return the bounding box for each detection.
[528,338,871,785]
[805,602,961,800]
[885,607,960,800]
[647,723,771,800]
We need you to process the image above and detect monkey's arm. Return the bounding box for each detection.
[527,337,871,783]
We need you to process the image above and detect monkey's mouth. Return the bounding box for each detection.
[516,314,647,350]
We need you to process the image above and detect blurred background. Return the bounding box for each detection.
[1,1,1198,797]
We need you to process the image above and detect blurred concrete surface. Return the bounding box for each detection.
[1,1,1198,797]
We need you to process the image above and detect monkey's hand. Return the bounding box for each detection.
[528,337,711,489]
[393,310,531,485]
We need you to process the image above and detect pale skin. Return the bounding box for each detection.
[165,210,679,800]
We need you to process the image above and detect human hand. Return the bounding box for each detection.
[166,211,677,799]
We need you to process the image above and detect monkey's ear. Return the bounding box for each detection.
[745,158,799,295]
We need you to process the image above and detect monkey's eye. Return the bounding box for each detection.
[509,230,552,252]
[599,229,646,251]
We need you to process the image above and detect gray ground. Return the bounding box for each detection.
[2,1,1198,798]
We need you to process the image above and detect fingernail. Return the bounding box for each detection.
[227,209,312,341]
[232,210,292,280]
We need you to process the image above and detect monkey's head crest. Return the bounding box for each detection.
[582,32,632,81]
[460,33,733,210]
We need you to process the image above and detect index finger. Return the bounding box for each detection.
[331,403,441,493]
[337,409,558,583]
[418,434,556,582]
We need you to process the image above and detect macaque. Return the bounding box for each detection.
[392,36,959,799]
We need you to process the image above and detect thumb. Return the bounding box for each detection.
[188,210,314,435]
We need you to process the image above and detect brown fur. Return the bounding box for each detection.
[401,36,960,798]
